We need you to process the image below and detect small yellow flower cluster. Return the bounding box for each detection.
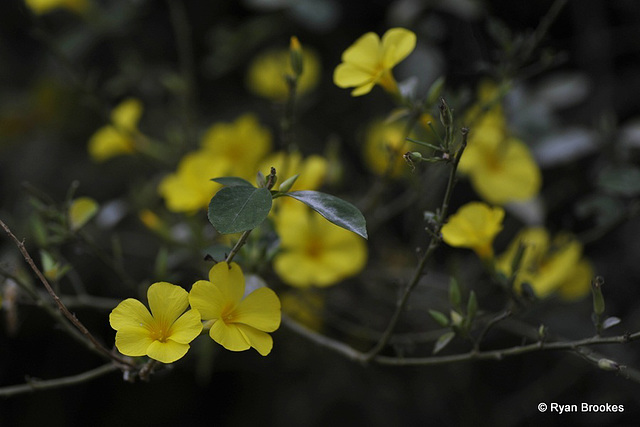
[158,114,272,213]
[110,262,281,363]
[459,81,542,205]
[442,202,593,300]
[496,228,593,300]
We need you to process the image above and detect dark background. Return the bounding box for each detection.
[2,0,640,426]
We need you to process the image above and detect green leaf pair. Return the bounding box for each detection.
[207,177,368,239]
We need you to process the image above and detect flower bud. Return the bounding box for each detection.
[439,97,453,128]
[278,174,299,193]
[591,276,605,316]
[290,36,304,78]
[597,358,619,371]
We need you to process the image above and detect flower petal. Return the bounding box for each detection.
[111,98,142,130]
[88,126,134,162]
[168,309,203,344]
[351,81,376,97]
[209,320,250,351]
[189,280,224,321]
[114,327,154,357]
[341,32,380,72]
[333,63,375,88]
[110,298,154,331]
[208,262,245,306]
[147,282,189,326]
[236,324,274,356]
[146,339,191,364]
[234,287,281,332]
[381,28,416,68]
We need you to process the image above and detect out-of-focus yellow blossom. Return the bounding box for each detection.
[109,282,203,363]
[246,46,321,101]
[88,98,143,162]
[25,0,87,15]
[334,28,416,97]
[68,197,98,231]
[159,114,272,212]
[273,206,367,287]
[441,202,504,260]
[459,101,541,205]
[200,114,273,181]
[363,120,410,177]
[280,290,324,332]
[158,151,226,213]
[189,262,281,356]
[496,227,593,300]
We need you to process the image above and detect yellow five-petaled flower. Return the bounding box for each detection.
[441,202,505,260]
[189,262,281,356]
[333,28,416,97]
[109,282,203,364]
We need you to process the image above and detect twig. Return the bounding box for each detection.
[0,364,117,397]
[0,219,135,369]
[284,313,640,379]
[473,310,512,352]
[363,128,468,361]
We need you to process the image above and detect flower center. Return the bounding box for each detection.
[149,321,171,343]
[305,238,324,259]
[221,303,237,324]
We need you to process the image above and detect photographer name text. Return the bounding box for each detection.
[538,402,624,414]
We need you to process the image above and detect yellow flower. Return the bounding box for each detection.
[441,202,505,259]
[246,46,321,101]
[159,114,272,212]
[363,120,410,177]
[109,282,203,363]
[334,28,416,96]
[88,98,143,162]
[496,227,593,300]
[200,114,272,178]
[158,150,226,213]
[459,107,541,205]
[25,0,87,14]
[188,262,281,356]
[273,206,367,287]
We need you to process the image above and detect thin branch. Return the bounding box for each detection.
[284,313,640,380]
[0,219,135,369]
[364,128,468,361]
[374,331,640,367]
[0,364,117,397]
[225,230,252,264]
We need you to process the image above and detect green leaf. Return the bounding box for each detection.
[211,177,255,187]
[208,186,272,234]
[428,309,449,327]
[283,191,368,239]
[433,331,455,355]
